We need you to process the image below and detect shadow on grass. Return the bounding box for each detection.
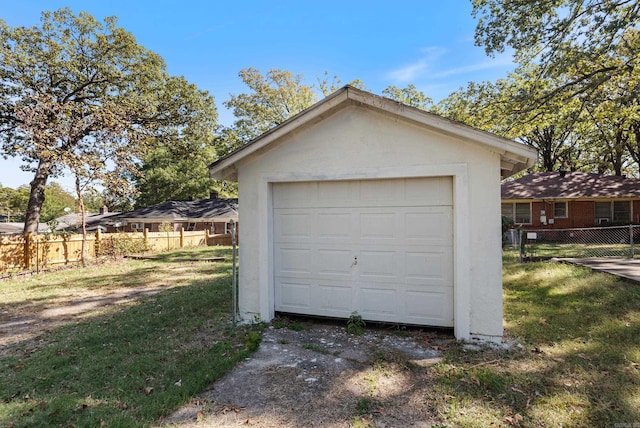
[1,246,233,302]
[0,247,255,427]
[431,260,640,426]
[0,277,253,427]
[146,246,233,263]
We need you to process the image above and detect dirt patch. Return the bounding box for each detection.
[160,322,455,427]
[0,278,458,427]
[0,284,175,357]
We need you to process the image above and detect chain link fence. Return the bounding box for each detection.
[505,225,640,260]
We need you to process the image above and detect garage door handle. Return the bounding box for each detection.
[351,257,358,267]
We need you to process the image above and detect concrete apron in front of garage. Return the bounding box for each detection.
[554,257,640,283]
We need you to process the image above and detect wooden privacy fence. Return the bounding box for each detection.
[0,228,234,273]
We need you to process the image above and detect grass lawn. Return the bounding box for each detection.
[1,247,639,426]
[429,257,640,426]
[0,246,261,428]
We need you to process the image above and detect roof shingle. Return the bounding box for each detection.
[502,172,640,199]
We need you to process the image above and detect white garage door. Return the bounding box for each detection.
[273,177,454,327]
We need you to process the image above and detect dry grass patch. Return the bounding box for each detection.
[0,246,262,428]
[428,259,640,427]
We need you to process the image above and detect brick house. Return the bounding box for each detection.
[501,171,640,229]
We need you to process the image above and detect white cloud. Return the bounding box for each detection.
[386,48,514,83]
[386,60,429,82]
[429,54,514,79]
[386,46,447,82]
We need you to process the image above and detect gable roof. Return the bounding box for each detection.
[502,171,640,199]
[110,198,238,222]
[209,86,537,181]
[0,223,50,235]
[56,211,121,232]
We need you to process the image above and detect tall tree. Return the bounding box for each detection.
[439,65,587,172]
[382,84,435,111]
[0,182,76,223]
[472,0,640,104]
[41,182,76,223]
[219,68,318,155]
[317,71,368,96]
[0,8,217,234]
[135,142,218,207]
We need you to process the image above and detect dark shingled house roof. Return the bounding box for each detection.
[109,198,238,222]
[502,172,640,200]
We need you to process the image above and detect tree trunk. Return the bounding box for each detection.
[23,158,52,235]
[76,176,87,268]
[612,129,628,176]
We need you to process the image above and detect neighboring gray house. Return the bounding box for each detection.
[54,196,238,234]
[209,86,537,342]
[55,207,120,233]
[0,222,50,235]
[101,197,238,233]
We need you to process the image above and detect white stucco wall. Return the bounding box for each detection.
[235,104,504,341]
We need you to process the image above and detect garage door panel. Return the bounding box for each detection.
[275,178,453,209]
[359,212,397,239]
[360,180,402,204]
[276,248,313,275]
[316,284,353,312]
[405,251,453,285]
[318,180,357,203]
[405,288,453,324]
[360,287,397,316]
[273,182,318,208]
[277,281,356,316]
[404,176,453,205]
[273,177,454,327]
[316,249,353,276]
[277,282,312,309]
[317,212,353,239]
[404,209,452,244]
[358,250,397,278]
[274,212,313,240]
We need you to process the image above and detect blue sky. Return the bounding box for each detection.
[0,0,516,191]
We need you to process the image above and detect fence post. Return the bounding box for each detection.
[95,229,102,257]
[519,229,524,262]
[631,224,635,258]
[180,227,185,248]
[143,228,149,251]
[24,232,32,270]
[230,219,237,324]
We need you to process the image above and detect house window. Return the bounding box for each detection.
[501,202,531,224]
[595,202,611,224]
[553,202,567,218]
[501,204,513,219]
[613,201,631,223]
[595,201,632,224]
[514,203,531,224]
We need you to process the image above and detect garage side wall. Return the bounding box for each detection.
[236,105,503,341]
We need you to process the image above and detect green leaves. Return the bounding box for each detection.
[382,84,435,111]
[0,8,217,232]
[472,1,640,100]
[220,68,318,151]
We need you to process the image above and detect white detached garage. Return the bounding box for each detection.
[210,86,537,342]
